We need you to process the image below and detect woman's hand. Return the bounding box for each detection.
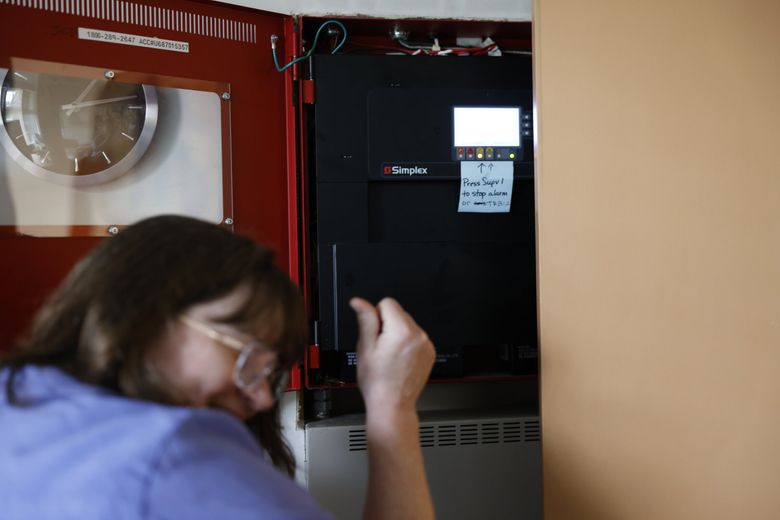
[350,297,436,520]
[350,297,435,414]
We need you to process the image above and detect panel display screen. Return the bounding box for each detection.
[453,106,521,147]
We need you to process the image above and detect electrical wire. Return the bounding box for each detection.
[342,40,417,55]
[395,38,432,51]
[271,20,348,73]
[392,35,500,56]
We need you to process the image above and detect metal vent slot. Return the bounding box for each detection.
[459,423,479,445]
[524,420,541,442]
[502,421,524,443]
[419,425,435,448]
[0,0,257,43]
[480,422,500,444]
[348,429,367,452]
[339,418,538,453]
[437,425,457,447]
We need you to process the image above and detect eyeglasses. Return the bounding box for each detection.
[179,314,289,400]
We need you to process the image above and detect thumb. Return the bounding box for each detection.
[350,297,380,354]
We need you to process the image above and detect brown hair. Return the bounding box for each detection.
[1,215,306,475]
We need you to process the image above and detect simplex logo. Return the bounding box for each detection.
[383,165,430,176]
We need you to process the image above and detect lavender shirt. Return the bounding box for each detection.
[0,366,332,520]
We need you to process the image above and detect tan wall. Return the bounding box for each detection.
[534,1,780,518]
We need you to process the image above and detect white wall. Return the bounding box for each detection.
[216,0,531,21]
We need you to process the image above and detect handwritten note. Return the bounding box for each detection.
[458,161,514,213]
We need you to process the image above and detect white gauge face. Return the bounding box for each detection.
[0,69,157,186]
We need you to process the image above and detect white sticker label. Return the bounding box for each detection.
[458,161,514,213]
[78,28,189,53]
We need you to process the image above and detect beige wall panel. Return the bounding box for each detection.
[534,1,780,518]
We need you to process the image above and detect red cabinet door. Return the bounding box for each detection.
[0,1,297,358]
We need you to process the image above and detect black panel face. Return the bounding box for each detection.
[310,54,536,380]
[332,242,537,351]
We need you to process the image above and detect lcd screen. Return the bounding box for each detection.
[453,107,521,147]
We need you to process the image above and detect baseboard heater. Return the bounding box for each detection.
[305,409,542,519]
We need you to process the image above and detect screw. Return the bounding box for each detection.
[104,70,115,80]
[107,226,119,235]
[224,217,234,225]
[391,28,408,41]
[221,92,231,101]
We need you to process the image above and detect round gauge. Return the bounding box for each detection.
[0,69,158,186]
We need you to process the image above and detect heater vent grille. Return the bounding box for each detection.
[524,419,541,442]
[347,429,367,451]
[345,418,540,452]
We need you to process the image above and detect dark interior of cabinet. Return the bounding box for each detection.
[294,18,537,412]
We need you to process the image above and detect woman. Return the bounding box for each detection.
[0,215,435,520]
